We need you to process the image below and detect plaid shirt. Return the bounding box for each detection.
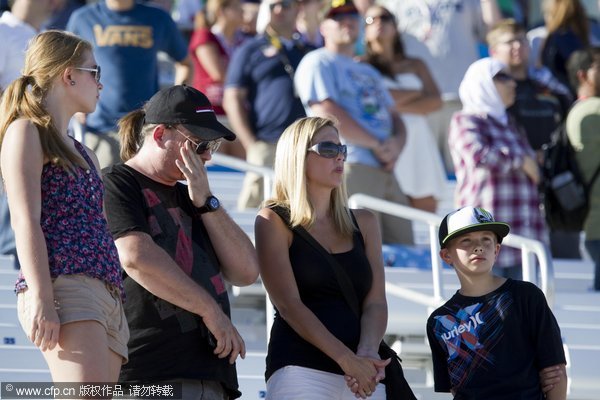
[449,112,548,268]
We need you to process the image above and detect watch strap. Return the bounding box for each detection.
[195,195,220,216]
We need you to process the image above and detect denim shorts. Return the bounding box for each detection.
[17,274,129,363]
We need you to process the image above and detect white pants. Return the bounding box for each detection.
[266,365,386,400]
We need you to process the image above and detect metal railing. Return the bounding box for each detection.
[208,154,276,338]
[348,193,556,308]
[210,153,275,202]
[205,155,556,321]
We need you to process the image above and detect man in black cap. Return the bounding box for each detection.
[102,85,259,399]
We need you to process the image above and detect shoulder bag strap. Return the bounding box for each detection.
[562,113,600,191]
[586,163,600,192]
[270,205,361,317]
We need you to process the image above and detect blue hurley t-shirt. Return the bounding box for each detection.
[67,1,188,134]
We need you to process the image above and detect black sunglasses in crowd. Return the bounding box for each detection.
[365,14,395,25]
[493,71,514,83]
[269,0,294,11]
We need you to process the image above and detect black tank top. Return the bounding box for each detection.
[265,223,373,380]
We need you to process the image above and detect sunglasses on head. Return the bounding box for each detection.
[365,14,394,25]
[75,65,101,83]
[173,127,222,155]
[308,141,347,161]
[493,71,514,82]
[269,0,293,11]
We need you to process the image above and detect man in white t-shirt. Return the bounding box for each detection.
[0,0,61,268]
[295,0,413,245]
[380,0,501,174]
[0,0,61,92]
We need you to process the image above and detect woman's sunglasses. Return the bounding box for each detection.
[308,141,347,161]
[173,127,222,155]
[75,65,101,83]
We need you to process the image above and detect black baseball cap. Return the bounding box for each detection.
[144,85,236,141]
[439,206,510,248]
[325,0,358,19]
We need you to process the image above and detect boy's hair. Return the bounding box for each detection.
[486,18,525,49]
[439,206,510,248]
[566,47,600,91]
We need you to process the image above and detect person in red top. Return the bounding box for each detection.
[189,0,244,115]
[189,0,247,158]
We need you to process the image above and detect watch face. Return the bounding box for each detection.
[208,197,220,210]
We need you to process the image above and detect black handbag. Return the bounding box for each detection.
[271,206,417,399]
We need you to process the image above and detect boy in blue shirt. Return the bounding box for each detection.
[427,206,567,399]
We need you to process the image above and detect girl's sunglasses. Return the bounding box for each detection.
[308,141,347,161]
[75,65,101,83]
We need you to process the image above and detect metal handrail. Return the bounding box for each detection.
[208,153,276,339]
[205,155,556,323]
[210,153,275,201]
[348,193,555,308]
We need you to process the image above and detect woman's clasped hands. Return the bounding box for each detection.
[342,350,390,399]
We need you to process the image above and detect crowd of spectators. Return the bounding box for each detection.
[0,0,597,398]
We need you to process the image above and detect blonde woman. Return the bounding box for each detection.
[255,117,390,399]
[0,31,127,381]
[190,0,247,160]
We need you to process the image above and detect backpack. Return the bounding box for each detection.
[540,123,600,231]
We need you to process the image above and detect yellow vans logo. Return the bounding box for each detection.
[93,25,153,48]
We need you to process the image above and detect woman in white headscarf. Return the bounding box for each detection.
[448,57,548,280]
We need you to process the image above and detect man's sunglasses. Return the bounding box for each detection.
[308,141,347,161]
[365,14,394,25]
[173,127,222,155]
[493,71,514,82]
[269,0,293,11]
[75,65,101,83]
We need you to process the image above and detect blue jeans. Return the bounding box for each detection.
[585,240,600,291]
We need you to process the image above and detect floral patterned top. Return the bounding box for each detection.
[15,139,123,297]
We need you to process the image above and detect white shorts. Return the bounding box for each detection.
[266,365,386,400]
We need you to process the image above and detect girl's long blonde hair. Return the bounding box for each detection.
[0,30,93,174]
[266,117,355,237]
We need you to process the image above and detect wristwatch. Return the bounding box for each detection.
[196,195,220,214]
